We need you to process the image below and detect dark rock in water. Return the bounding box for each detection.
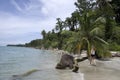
[56,54,74,69]
[10,69,39,80]
[56,63,66,69]
[10,75,22,80]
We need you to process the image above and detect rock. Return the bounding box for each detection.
[11,75,22,80]
[10,69,39,80]
[72,66,79,73]
[56,54,74,69]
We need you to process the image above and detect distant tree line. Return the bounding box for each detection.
[7,44,25,47]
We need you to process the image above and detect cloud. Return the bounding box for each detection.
[40,0,76,19]
[0,0,76,45]
[11,0,44,16]
[0,14,55,34]
[11,0,23,12]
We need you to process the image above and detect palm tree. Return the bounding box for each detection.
[110,0,120,24]
[64,11,79,31]
[97,0,114,41]
[66,0,111,64]
[55,18,64,32]
[65,17,72,31]
[55,18,64,49]
[41,30,46,39]
[97,0,120,51]
[71,11,79,31]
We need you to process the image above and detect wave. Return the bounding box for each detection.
[10,69,40,80]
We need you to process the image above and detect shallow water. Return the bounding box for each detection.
[0,46,84,80]
[0,46,47,80]
[0,46,120,80]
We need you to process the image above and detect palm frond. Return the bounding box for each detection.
[95,36,108,45]
[90,27,101,36]
[95,17,106,23]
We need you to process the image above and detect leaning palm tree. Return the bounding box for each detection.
[66,14,110,64]
[66,0,111,64]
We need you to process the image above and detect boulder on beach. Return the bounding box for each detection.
[56,54,74,69]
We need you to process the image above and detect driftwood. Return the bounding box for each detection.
[77,57,88,62]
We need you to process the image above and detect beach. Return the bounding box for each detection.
[77,58,120,80]
[0,46,120,80]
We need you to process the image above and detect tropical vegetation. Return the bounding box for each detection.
[24,0,120,63]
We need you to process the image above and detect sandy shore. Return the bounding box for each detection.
[53,50,120,80]
[77,58,120,80]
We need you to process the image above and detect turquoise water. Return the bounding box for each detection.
[0,46,84,80]
[0,46,57,80]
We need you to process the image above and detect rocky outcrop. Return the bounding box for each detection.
[56,54,74,69]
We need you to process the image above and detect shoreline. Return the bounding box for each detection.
[1,46,120,80]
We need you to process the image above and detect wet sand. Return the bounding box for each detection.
[79,58,120,80]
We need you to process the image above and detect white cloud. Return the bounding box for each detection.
[11,0,23,12]
[0,0,76,45]
[40,0,76,19]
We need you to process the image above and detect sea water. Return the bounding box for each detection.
[0,46,84,80]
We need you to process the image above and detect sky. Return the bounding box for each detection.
[0,0,76,46]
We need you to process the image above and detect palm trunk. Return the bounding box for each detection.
[88,54,92,64]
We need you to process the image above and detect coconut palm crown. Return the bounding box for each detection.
[65,0,111,64]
